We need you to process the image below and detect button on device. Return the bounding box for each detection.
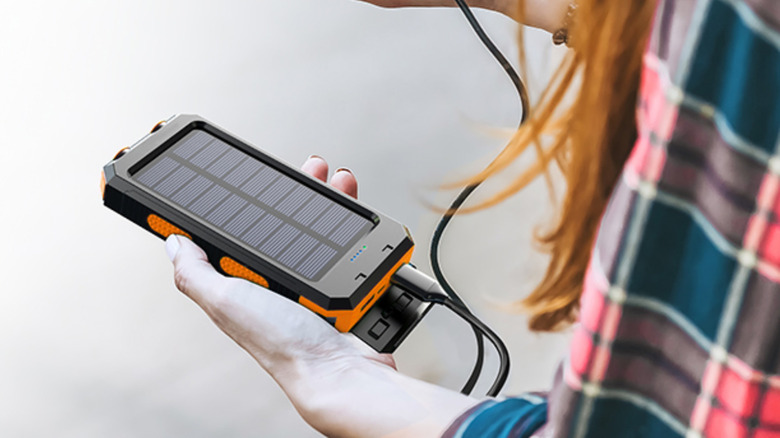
[368,320,389,339]
[395,293,412,311]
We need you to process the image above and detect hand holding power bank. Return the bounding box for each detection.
[101,115,431,353]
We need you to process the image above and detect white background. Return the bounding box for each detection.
[0,1,571,436]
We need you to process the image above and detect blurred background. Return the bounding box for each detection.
[0,1,571,436]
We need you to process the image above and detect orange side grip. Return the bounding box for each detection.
[220,257,270,288]
[147,214,192,239]
[299,246,414,333]
[100,170,106,199]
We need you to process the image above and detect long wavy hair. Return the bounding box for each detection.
[460,0,656,331]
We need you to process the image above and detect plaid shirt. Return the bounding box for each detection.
[444,0,780,436]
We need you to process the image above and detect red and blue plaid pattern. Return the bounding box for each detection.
[445,0,780,436]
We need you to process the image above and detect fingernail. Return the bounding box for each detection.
[307,154,324,161]
[335,167,353,174]
[165,235,181,262]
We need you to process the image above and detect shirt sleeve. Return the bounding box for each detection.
[441,394,548,438]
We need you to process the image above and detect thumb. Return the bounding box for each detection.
[166,235,227,307]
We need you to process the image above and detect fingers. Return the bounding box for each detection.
[301,156,358,198]
[166,235,229,308]
[301,155,329,182]
[331,168,358,198]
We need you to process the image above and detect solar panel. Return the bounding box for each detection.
[134,129,372,280]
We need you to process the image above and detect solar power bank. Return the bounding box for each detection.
[101,114,431,353]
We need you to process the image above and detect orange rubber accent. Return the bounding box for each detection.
[220,257,270,288]
[99,170,106,199]
[150,121,166,133]
[146,214,192,239]
[113,147,130,160]
[299,246,414,332]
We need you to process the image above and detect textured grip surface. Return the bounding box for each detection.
[147,214,192,239]
[219,257,270,288]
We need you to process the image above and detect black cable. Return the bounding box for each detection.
[430,184,485,395]
[452,0,530,118]
[430,0,530,396]
[389,265,510,398]
[442,297,510,397]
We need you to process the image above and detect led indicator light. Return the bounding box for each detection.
[352,246,367,261]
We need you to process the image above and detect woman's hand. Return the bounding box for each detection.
[167,156,479,437]
[357,0,570,34]
[167,156,391,373]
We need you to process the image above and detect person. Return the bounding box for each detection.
[163,0,780,436]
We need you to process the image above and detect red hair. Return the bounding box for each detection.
[460,0,656,330]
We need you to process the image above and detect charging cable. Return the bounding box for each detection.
[391,264,511,397]
[426,1,530,396]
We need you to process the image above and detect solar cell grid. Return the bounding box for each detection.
[191,139,228,168]
[134,129,372,280]
[311,204,348,236]
[172,175,212,206]
[298,245,338,279]
[156,167,196,197]
[276,186,313,217]
[173,130,211,159]
[293,196,330,226]
[206,194,247,226]
[224,160,262,187]
[243,214,283,248]
[207,148,245,178]
[330,215,367,247]
[258,178,296,207]
[137,157,178,187]
[278,234,319,269]
[241,166,279,197]
[260,224,300,258]
[189,185,230,216]
[225,204,265,237]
